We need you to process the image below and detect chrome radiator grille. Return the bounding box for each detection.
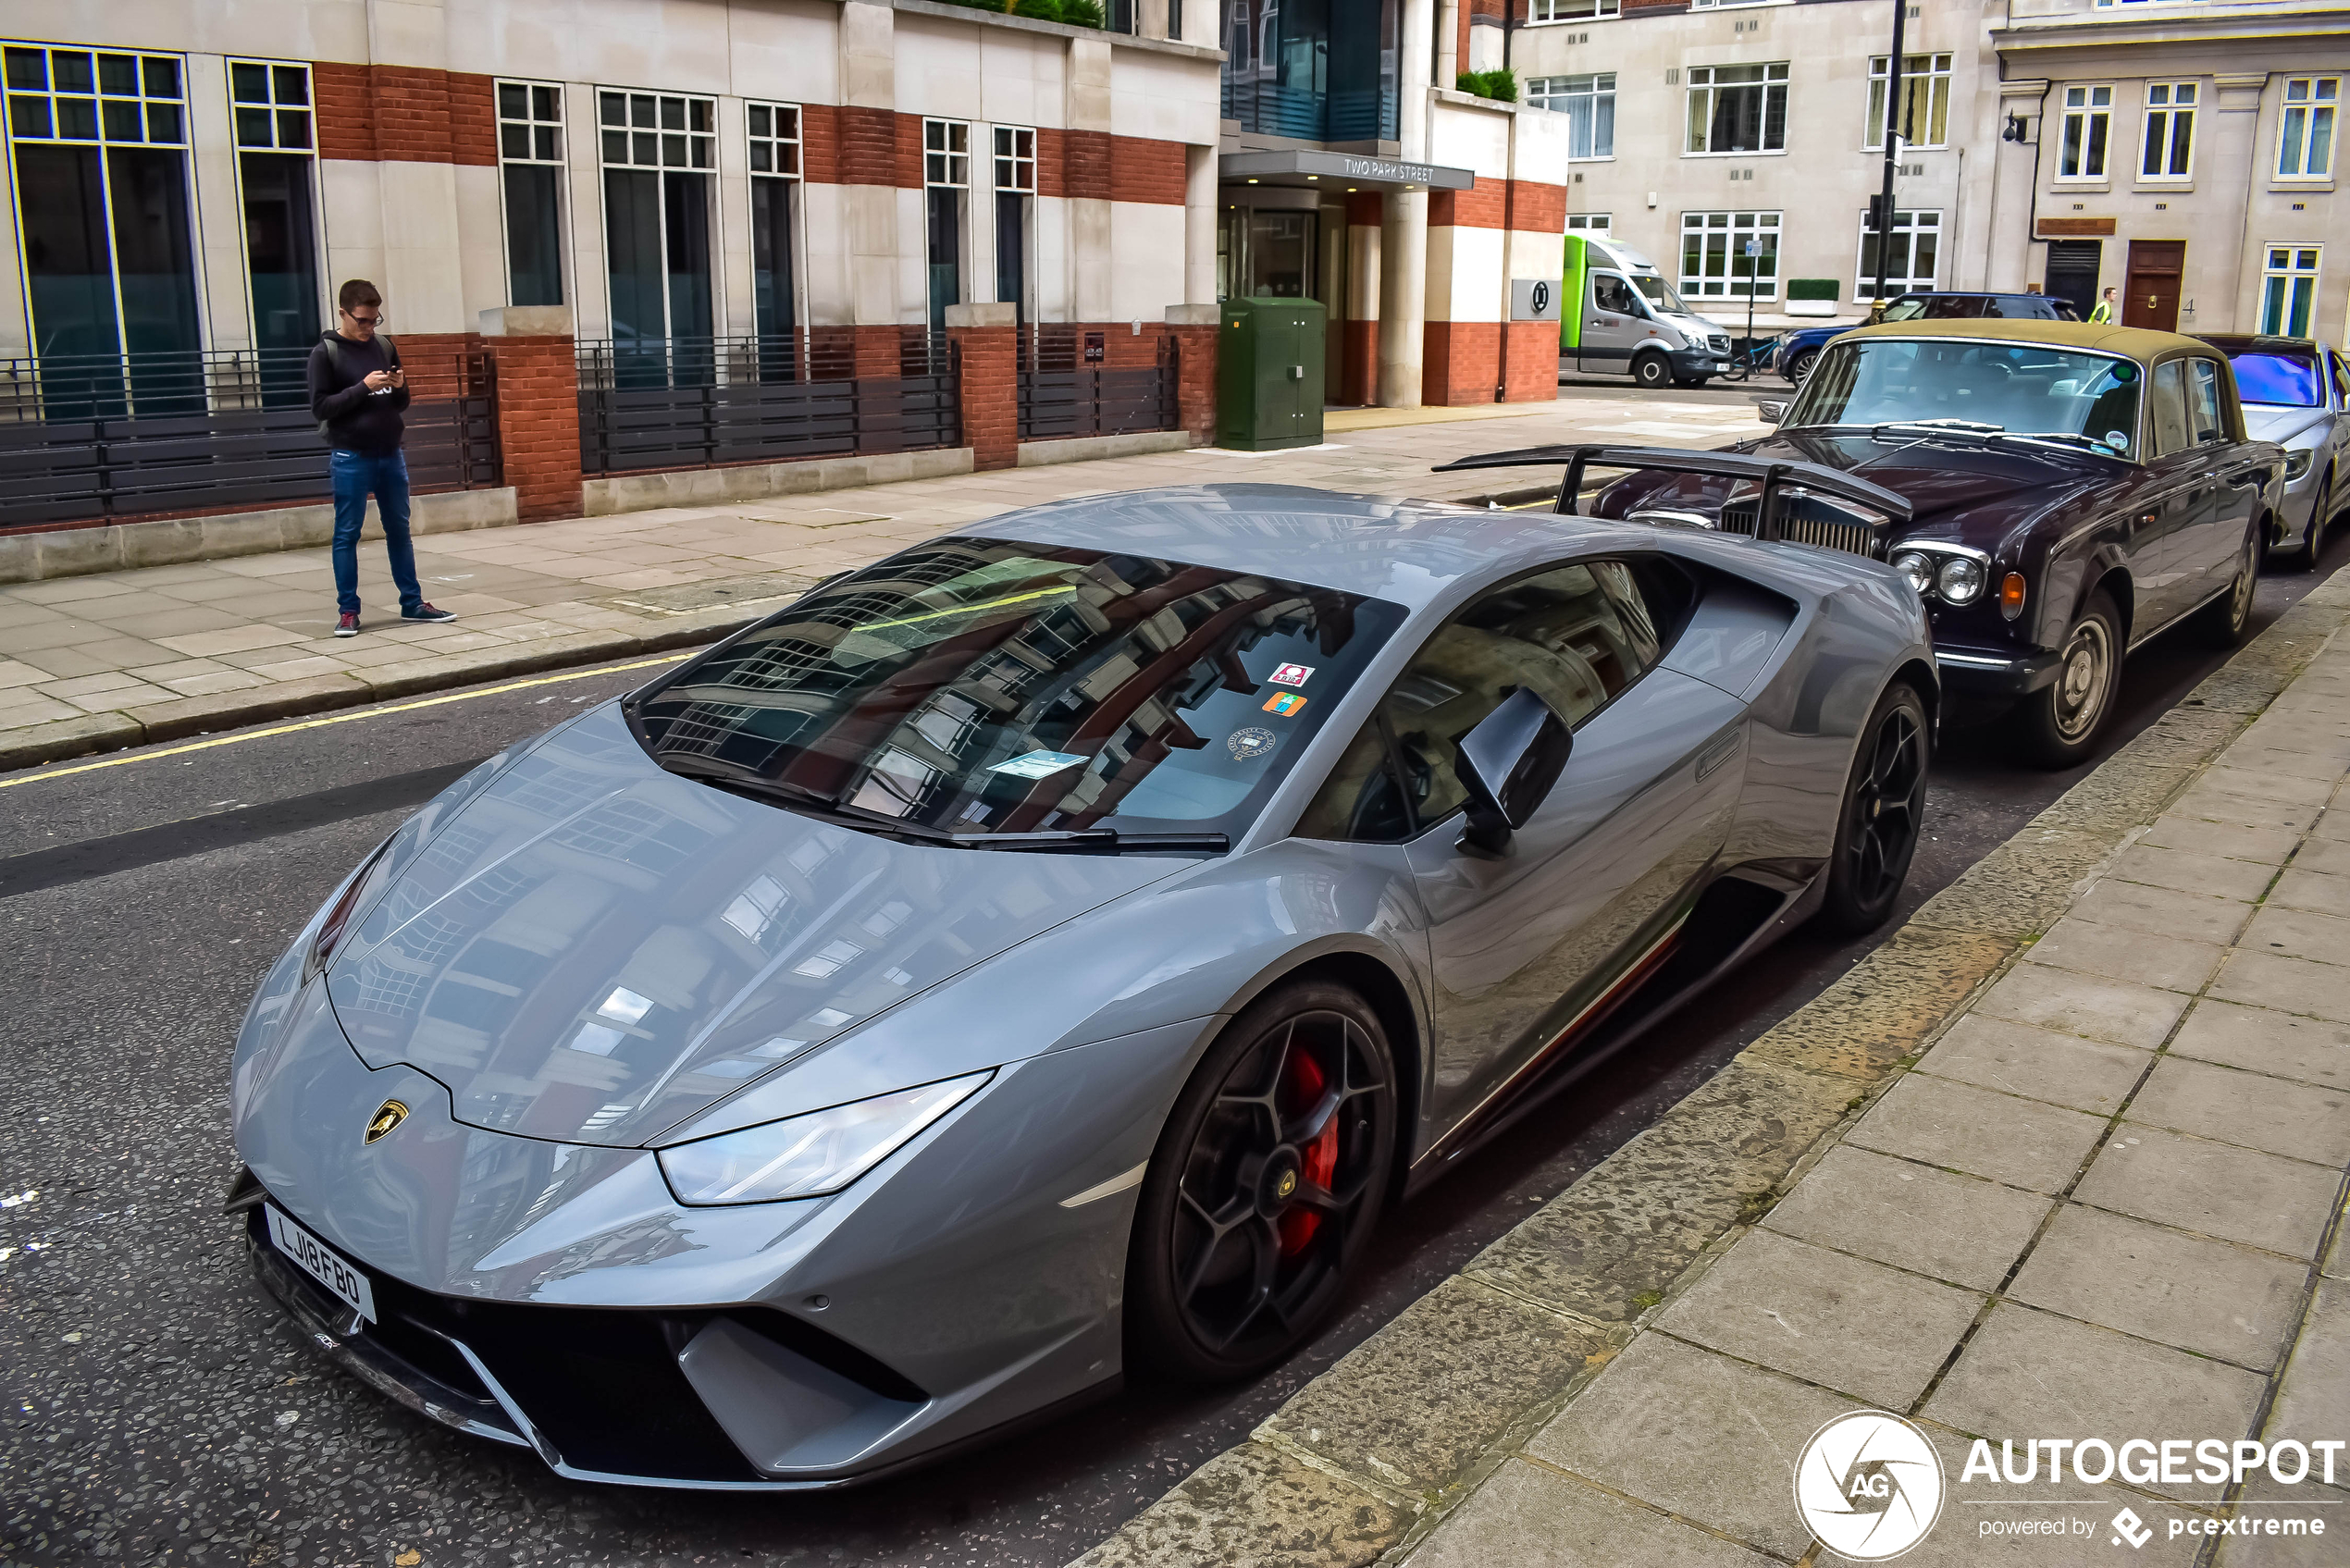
[1716,496,1886,560]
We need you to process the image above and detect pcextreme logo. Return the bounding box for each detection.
[1795,1411,1946,1562]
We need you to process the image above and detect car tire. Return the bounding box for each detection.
[1783,349,1817,386]
[2013,588,2123,770]
[1817,681,1930,935]
[2296,475,2331,573]
[2197,525,2261,647]
[1126,981,1397,1384]
[1632,352,1673,389]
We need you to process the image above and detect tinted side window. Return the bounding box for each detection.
[1592,273,1640,315]
[1297,562,1667,842]
[1922,296,1984,319]
[2149,360,2193,458]
[2186,360,2226,442]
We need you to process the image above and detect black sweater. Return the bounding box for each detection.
[306,332,412,454]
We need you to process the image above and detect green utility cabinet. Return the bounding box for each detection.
[1216,297,1326,451]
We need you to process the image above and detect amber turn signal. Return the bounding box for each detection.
[1998,573,2027,619]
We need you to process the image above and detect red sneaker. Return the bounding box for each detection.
[335,612,361,637]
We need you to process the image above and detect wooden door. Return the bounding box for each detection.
[2123,241,2185,332]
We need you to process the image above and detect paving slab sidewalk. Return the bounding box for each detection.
[0,396,1765,772]
[1071,575,2350,1568]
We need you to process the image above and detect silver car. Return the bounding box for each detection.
[2199,334,2350,566]
[228,475,1934,1489]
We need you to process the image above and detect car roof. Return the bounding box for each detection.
[960,483,1658,610]
[1840,318,2209,362]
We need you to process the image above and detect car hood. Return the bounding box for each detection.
[324,704,1185,1147]
[2244,404,2330,448]
[1739,430,2109,523]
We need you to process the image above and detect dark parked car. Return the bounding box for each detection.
[1775,292,2083,386]
[1567,320,2282,765]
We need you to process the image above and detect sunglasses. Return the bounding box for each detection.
[342,308,384,326]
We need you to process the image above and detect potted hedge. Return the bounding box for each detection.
[1787,278,1839,319]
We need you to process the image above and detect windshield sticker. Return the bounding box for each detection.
[1262,692,1309,717]
[1270,662,1315,687]
[1228,728,1277,760]
[989,749,1088,780]
[2104,430,2131,450]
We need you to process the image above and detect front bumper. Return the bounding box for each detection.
[1933,647,2063,700]
[1670,345,1730,379]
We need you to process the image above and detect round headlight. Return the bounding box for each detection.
[1936,556,1986,605]
[1892,551,1934,595]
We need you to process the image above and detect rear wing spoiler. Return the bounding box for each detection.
[1431,444,1915,541]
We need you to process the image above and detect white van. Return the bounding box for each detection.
[1561,235,1734,389]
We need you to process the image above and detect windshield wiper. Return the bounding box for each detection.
[1870,419,2005,440]
[650,754,964,846]
[955,829,1230,855]
[1989,430,2121,455]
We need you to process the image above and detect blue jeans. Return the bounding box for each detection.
[330,449,422,617]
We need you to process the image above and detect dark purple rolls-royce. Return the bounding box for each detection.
[1478,320,2286,767]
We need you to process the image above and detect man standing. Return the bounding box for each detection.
[2089,286,2118,325]
[308,279,456,636]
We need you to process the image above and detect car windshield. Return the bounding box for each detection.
[2226,347,2323,407]
[1878,298,1933,322]
[1787,338,2146,455]
[628,538,1406,839]
[1630,274,1691,315]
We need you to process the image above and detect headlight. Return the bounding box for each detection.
[2285,448,2315,481]
[1892,551,1934,595]
[657,1071,993,1204]
[1936,556,1986,605]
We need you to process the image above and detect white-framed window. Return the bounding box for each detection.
[2058,84,2112,179]
[748,100,800,177]
[1855,207,1940,300]
[1686,64,1787,155]
[1529,0,1618,19]
[923,117,970,188]
[1566,213,1613,234]
[1528,73,1615,158]
[598,90,716,344]
[2261,245,2321,335]
[2140,81,2195,179]
[747,103,800,346]
[496,80,564,308]
[1865,53,1951,149]
[600,89,714,171]
[1680,209,1781,300]
[2278,77,2338,179]
[1689,0,1773,9]
[993,125,1035,192]
[3,41,202,395]
[228,58,322,366]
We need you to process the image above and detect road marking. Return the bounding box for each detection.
[0,653,688,792]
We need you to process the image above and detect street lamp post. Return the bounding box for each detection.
[1871,0,1907,310]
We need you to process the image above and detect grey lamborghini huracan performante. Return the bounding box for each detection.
[227,470,1935,1488]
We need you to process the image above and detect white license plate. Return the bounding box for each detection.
[266,1204,377,1323]
[1714,361,1732,373]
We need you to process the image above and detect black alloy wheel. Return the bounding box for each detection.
[2014,588,2122,769]
[1632,352,1673,389]
[2197,525,2261,648]
[1127,982,1396,1381]
[1819,682,1930,934]
[2297,475,2331,573]
[1783,348,1818,386]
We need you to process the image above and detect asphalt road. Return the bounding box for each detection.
[0,533,2332,1568]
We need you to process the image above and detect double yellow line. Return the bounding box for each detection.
[0,653,688,793]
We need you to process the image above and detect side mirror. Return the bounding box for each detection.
[1453,687,1573,858]
[1756,400,1787,425]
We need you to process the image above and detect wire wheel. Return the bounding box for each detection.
[1156,1004,1391,1372]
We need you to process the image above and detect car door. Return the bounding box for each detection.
[1297,558,1746,1147]
[2181,355,2261,599]
[1580,272,1648,370]
[2134,357,2208,628]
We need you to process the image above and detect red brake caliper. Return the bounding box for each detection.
[1278,1045,1340,1255]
